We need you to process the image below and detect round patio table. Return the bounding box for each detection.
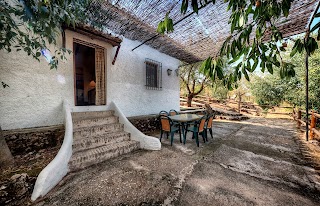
[169,114,203,143]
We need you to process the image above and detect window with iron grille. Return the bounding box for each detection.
[145,58,162,90]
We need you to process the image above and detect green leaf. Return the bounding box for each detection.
[200,57,212,74]
[252,60,258,72]
[181,0,188,14]
[279,46,286,52]
[290,39,301,57]
[266,62,273,74]
[157,21,165,34]
[261,62,265,73]
[243,67,249,81]
[191,0,199,14]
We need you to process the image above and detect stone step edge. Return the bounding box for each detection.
[73,131,130,142]
[69,140,140,164]
[71,110,115,118]
[72,114,118,123]
[69,141,140,171]
[73,123,124,133]
[72,134,131,153]
[72,116,120,130]
[72,133,131,150]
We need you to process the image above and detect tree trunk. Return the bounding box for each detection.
[0,126,14,170]
[187,94,194,107]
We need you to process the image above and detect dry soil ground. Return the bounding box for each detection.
[35,117,320,206]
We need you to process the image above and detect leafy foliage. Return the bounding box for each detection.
[157,13,174,34]
[158,0,320,90]
[250,75,291,106]
[0,0,104,87]
[250,43,320,111]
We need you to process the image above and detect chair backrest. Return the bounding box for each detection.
[206,114,214,128]
[205,103,214,115]
[198,116,207,133]
[169,109,179,116]
[160,116,171,132]
[196,110,207,115]
[159,110,169,117]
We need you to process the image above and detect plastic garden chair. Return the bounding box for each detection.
[159,110,169,117]
[159,116,182,146]
[168,109,182,129]
[169,109,179,116]
[184,115,207,147]
[204,114,214,141]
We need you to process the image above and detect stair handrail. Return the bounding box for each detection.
[106,101,161,150]
[31,100,73,201]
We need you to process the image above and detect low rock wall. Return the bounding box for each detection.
[0,173,35,206]
[128,115,160,134]
[3,125,64,156]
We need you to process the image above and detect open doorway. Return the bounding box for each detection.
[74,42,96,106]
[73,40,106,106]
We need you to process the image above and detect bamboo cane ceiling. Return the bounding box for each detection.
[89,0,319,63]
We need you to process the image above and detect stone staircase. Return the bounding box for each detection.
[69,110,140,171]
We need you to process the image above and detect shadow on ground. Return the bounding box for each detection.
[36,117,320,206]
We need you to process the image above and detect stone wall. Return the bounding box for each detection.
[3,125,64,156]
[1,125,64,205]
[128,115,160,134]
[0,173,35,206]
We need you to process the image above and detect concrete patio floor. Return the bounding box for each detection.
[36,117,320,206]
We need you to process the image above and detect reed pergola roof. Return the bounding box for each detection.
[90,0,319,63]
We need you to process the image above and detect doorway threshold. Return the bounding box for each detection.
[71,105,108,113]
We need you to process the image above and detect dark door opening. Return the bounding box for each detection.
[74,42,96,106]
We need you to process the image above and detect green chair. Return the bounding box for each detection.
[169,109,179,116]
[168,109,182,130]
[184,115,207,147]
[160,116,182,146]
[159,110,169,117]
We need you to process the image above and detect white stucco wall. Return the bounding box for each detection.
[108,38,180,117]
[0,35,72,130]
[0,30,180,130]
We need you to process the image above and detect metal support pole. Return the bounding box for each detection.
[305,52,309,141]
[302,0,320,141]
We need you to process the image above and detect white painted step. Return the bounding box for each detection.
[73,116,119,130]
[72,131,131,153]
[69,140,140,171]
[71,110,114,120]
[73,123,124,139]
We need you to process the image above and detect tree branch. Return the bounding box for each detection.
[180,76,191,93]
[194,77,207,96]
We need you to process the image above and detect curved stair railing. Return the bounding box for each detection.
[31,100,73,201]
[31,100,161,201]
[106,101,161,151]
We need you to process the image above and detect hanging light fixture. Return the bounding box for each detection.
[167,69,172,76]
[89,80,96,88]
